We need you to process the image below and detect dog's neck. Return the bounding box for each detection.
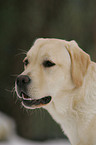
[45,62,96,145]
[45,92,81,145]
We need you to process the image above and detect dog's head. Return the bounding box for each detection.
[15,38,90,109]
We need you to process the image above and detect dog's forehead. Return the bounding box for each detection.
[27,39,68,58]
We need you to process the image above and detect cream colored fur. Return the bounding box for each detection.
[17,38,96,145]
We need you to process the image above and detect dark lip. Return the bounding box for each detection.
[22,96,52,107]
[21,92,52,107]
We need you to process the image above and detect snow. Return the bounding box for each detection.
[0,135,70,145]
[0,112,70,145]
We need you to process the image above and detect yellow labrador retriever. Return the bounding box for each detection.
[15,38,96,145]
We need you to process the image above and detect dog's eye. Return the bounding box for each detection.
[43,60,56,68]
[23,59,29,66]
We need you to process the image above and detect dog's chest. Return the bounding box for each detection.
[46,104,80,145]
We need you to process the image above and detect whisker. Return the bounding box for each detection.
[10,74,18,77]
[14,48,27,57]
[14,97,18,104]
[5,89,12,93]
[18,49,27,54]
[20,104,23,109]
[15,52,26,57]
[38,108,43,120]
[5,87,15,93]
[13,88,16,98]
[15,49,27,56]
[25,108,31,115]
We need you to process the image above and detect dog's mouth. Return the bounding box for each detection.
[20,92,52,109]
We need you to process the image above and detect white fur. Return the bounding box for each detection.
[16,38,96,145]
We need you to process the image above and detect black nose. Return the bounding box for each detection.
[16,75,30,88]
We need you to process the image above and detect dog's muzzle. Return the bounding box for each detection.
[15,75,52,109]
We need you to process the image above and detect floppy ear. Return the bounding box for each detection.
[66,40,90,87]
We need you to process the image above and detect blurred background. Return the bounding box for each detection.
[0,0,96,142]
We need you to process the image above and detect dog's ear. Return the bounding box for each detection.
[66,40,90,87]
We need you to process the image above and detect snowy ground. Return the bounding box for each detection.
[0,112,70,145]
[0,135,70,145]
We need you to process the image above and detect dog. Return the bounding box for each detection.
[15,38,96,145]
